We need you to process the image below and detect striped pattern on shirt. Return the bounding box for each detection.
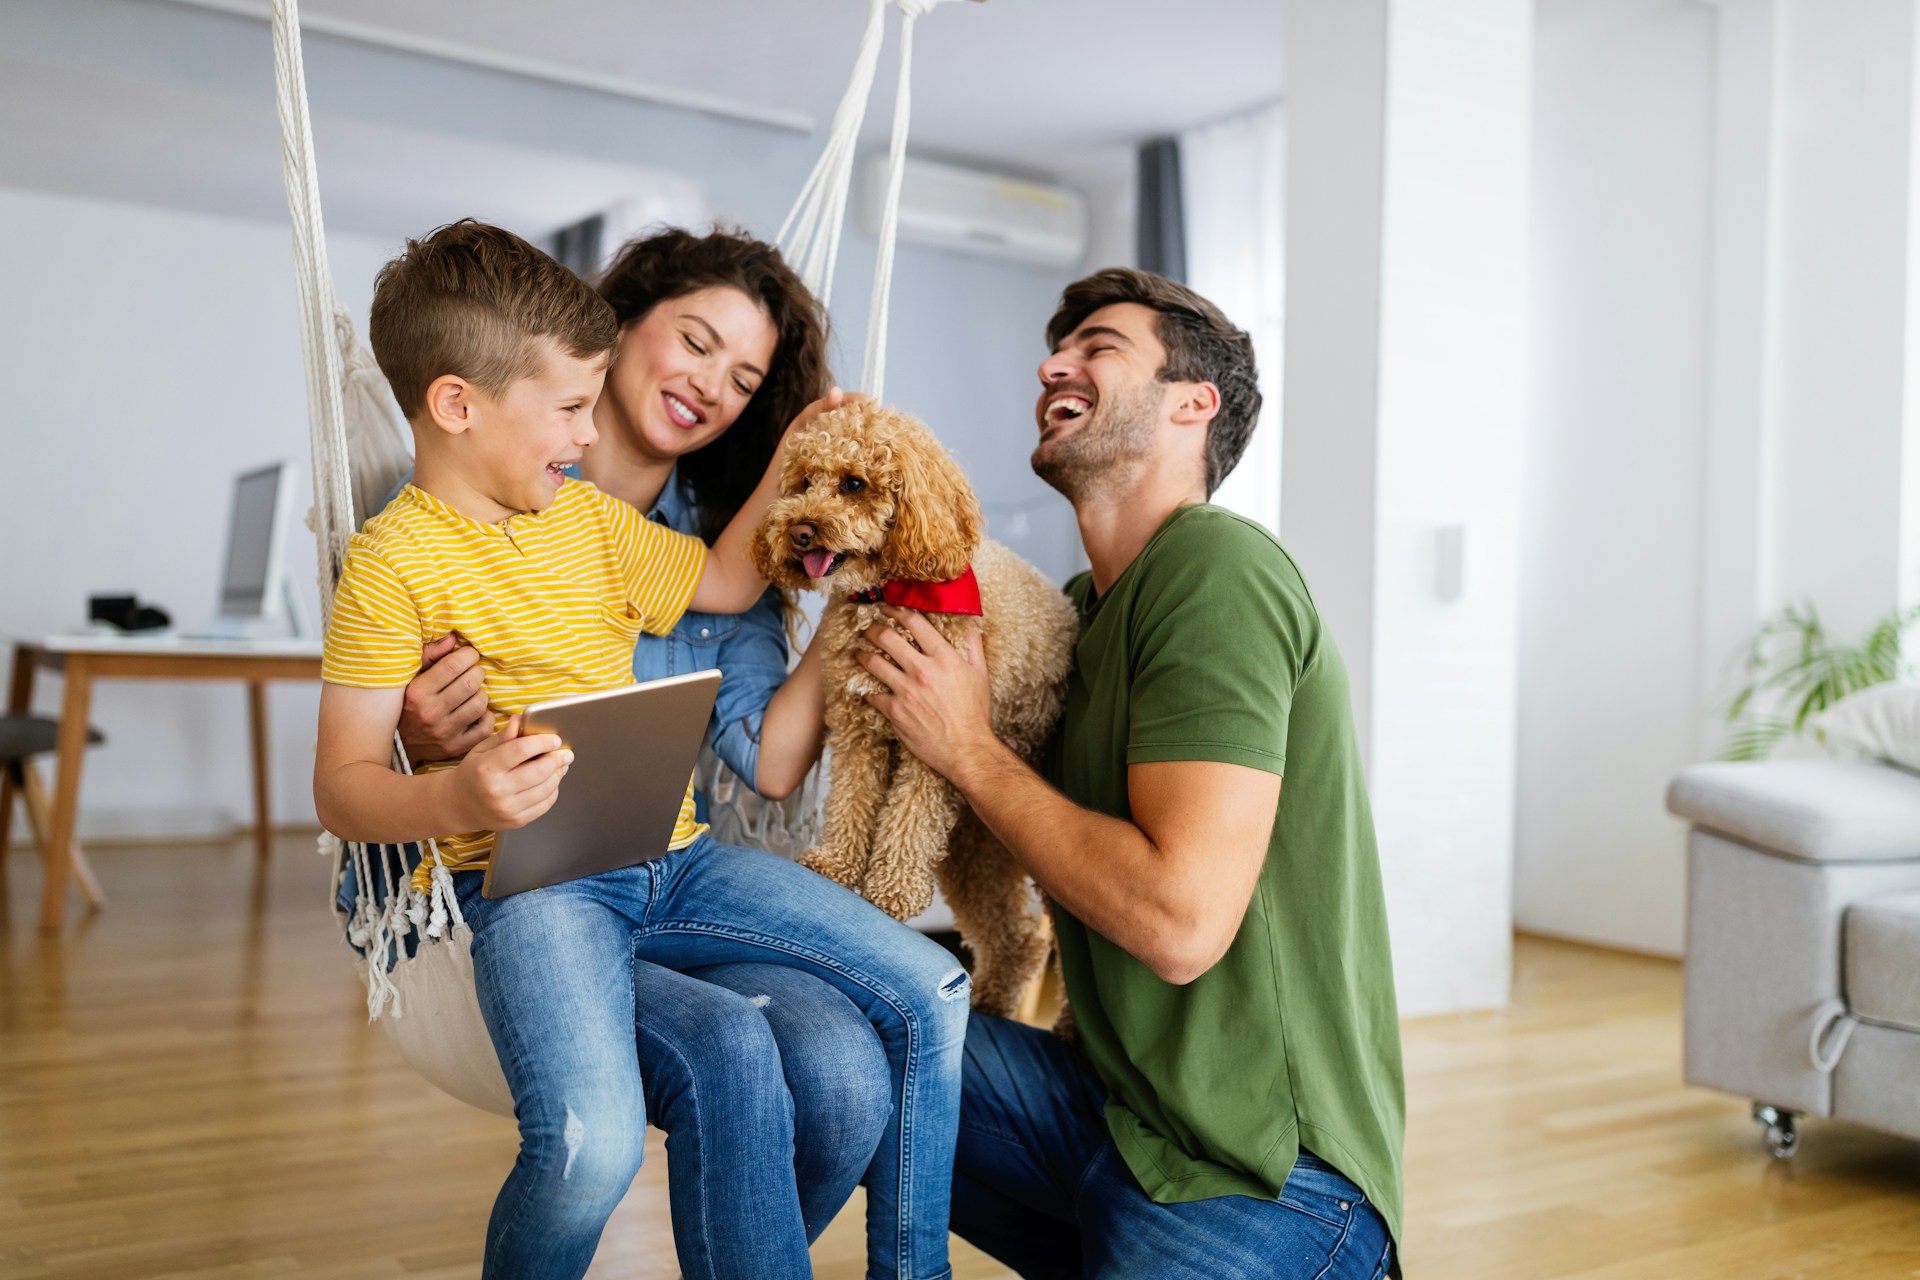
[321,480,708,890]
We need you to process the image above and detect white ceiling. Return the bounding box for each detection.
[0,0,1285,239]
[294,0,1287,179]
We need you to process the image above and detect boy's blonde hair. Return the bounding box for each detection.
[369,219,618,420]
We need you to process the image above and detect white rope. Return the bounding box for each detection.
[778,0,974,401]
[777,0,889,308]
[274,0,445,1022]
[859,4,921,401]
[270,0,355,599]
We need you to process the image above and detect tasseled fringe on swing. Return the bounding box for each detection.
[693,744,832,861]
[327,738,473,1021]
[329,831,472,1021]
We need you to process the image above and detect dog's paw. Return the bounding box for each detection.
[799,846,859,892]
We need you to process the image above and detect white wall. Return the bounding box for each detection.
[1517,0,1920,955]
[1769,0,1920,637]
[0,185,393,837]
[1514,0,1714,955]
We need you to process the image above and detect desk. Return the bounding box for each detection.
[4,636,324,931]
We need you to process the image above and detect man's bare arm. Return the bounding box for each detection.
[948,747,1275,984]
[859,608,1279,984]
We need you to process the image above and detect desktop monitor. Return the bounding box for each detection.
[218,462,295,629]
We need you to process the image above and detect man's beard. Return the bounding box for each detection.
[1030,382,1159,502]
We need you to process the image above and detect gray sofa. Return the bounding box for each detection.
[1667,759,1920,1156]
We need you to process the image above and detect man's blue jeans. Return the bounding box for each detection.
[952,1014,1397,1280]
[457,835,969,1280]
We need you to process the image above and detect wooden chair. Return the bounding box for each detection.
[0,716,106,910]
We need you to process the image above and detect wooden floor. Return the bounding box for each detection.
[4,836,1920,1278]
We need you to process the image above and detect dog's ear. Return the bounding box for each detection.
[879,418,983,583]
[749,505,786,585]
[749,446,807,588]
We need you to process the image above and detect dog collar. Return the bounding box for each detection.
[848,565,983,616]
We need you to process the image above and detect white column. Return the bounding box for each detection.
[1905,3,1920,642]
[1696,0,1781,741]
[1282,0,1532,1017]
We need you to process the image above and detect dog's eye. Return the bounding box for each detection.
[839,476,866,495]
[800,477,812,492]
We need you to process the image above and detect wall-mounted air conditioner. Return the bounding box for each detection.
[860,156,1089,269]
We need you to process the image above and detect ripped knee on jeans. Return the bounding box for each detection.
[939,968,972,1002]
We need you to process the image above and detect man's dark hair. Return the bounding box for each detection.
[1045,268,1261,495]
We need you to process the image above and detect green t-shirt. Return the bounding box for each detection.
[1048,503,1405,1245]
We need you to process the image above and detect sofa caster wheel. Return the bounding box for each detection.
[1752,1103,1799,1159]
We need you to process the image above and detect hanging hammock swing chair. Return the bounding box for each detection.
[277,0,982,1116]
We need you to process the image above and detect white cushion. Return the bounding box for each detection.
[1813,682,1920,771]
[1846,892,1920,1032]
[1667,760,1920,862]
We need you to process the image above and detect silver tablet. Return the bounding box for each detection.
[484,669,722,899]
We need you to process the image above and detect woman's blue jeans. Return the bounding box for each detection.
[458,835,969,1280]
[953,1014,1397,1280]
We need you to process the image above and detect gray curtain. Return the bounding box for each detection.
[550,213,606,279]
[1136,137,1187,282]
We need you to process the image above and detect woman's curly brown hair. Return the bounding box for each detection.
[597,226,832,542]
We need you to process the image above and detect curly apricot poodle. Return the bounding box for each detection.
[753,402,1077,1016]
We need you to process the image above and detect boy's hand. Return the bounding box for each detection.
[451,714,573,830]
[400,633,492,763]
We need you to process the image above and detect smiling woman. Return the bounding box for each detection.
[591,228,831,543]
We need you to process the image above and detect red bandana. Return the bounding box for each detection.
[849,565,983,616]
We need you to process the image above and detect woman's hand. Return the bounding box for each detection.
[784,387,872,441]
[398,634,493,764]
[450,715,573,831]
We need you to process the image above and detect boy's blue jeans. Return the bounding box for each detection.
[341,851,899,1273]
[457,835,968,1280]
[953,1014,1397,1280]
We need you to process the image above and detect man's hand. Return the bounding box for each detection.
[859,606,998,783]
[451,715,573,831]
[399,633,492,763]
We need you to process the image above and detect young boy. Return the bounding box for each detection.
[315,219,776,865]
[314,220,965,1280]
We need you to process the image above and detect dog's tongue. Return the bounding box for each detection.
[802,548,837,579]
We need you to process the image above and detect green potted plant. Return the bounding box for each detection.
[1722,602,1919,761]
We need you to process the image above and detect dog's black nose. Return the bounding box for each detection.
[788,522,817,550]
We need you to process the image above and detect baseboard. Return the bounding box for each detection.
[1514,925,1682,963]
[6,815,324,851]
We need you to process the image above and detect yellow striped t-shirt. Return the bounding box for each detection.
[321,480,708,890]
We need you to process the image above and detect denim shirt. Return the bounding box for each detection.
[616,467,789,792]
